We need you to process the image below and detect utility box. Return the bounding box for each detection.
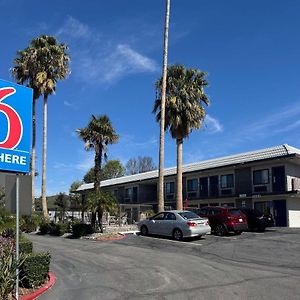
[5,174,32,216]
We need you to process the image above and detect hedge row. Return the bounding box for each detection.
[20,236,33,254]
[39,222,69,236]
[72,223,94,238]
[21,252,51,288]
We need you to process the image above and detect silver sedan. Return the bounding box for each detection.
[138,210,211,241]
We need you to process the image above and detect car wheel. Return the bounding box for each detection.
[173,228,183,241]
[140,225,148,236]
[234,230,242,235]
[214,224,227,236]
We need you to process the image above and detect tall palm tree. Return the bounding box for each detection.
[157,0,171,213]
[13,35,70,218]
[153,64,209,210]
[31,35,70,219]
[77,115,119,230]
[12,47,41,213]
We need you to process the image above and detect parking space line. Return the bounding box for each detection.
[138,235,202,246]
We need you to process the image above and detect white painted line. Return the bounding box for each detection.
[138,235,202,246]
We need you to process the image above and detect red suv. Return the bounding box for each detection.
[194,206,248,236]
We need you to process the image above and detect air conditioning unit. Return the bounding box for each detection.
[221,189,233,196]
[254,185,267,193]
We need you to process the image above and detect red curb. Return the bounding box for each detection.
[95,234,127,242]
[21,272,56,300]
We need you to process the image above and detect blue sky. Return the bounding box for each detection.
[1,0,300,196]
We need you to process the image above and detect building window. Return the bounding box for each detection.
[220,174,234,188]
[165,182,175,194]
[187,179,198,192]
[113,189,118,199]
[253,169,269,185]
[125,188,132,199]
[125,187,138,202]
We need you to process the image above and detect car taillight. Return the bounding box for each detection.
[187,221,198,227]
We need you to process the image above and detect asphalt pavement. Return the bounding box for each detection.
[27,228,300,300]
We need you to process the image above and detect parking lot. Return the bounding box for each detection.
[29,227,300,300]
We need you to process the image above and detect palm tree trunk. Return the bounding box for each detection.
[97,208,103,233]
[94,144,102,231]
[158,0,171,213]
[91,211,96,229]
[41,94,48,219]
[81,196,85,222]
[31,98,36,213]
[176,138,183,210]
[94,144,102,192]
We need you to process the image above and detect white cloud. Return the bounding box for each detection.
[236,102,300,141]
[78,43,159,84]
[120,134,158,149]
[56,16,92,40]
[74,154,94,172]
[56,16,159,84]
[117,44,158,72]
[204,114,223,133]
[63,100,77,110]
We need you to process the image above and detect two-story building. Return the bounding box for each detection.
[77,144,300,227]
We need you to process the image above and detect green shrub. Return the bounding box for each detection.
[49,222,68,236]
[72,223,94,238]
[0,237,25,300]
[21,214,43,233]
[39,221,51,235]
[20,236,33,254]
[0,209,15,225]
[1,227,15,238]
[0,212,16,238]
[20,252,51,288]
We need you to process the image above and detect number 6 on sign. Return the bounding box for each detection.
[0,87,23,150]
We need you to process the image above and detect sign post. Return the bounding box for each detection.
[16,175,20,299]
[0,79,32,300]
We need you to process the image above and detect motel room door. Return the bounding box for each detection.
[272,166,285,193]
[273,200,287,227]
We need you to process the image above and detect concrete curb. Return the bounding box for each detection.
[118,230,139,235]
[21,272,56,300]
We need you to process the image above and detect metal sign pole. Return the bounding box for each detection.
[16,174,20,300]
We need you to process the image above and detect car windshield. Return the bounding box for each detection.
[228,209,243,216]
[178,211,200,220]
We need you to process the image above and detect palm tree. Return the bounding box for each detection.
[157,0,171,213]
[32,35,70,219]
[54,192,69,223]
[153,64,209,210]
[77,115,119,230]
[12,47,41,213]
[87,190,118,232]
[12,35,70,218]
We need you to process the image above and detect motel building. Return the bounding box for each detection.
[77,144,300,228]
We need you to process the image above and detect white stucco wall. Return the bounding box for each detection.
[287,198,300,227]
